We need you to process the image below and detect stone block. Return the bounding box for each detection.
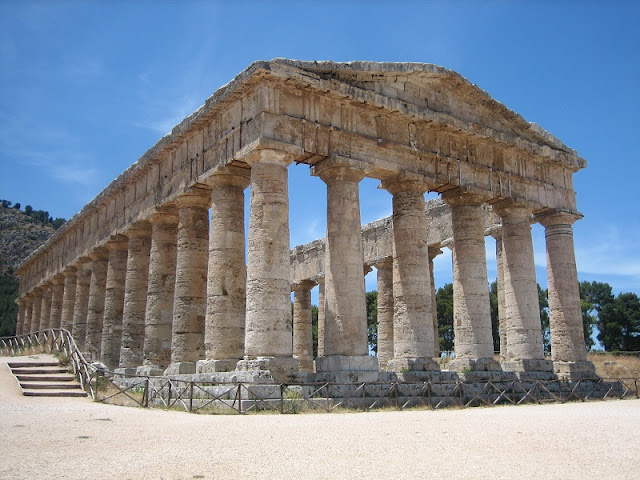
[196,359,239,373]
[236,356,299,382]
[553,360,598,381]
[316,355,379,373]
[502,358,554,373]
[449,357,502,372]
[136,365,165,377]
[164,362,197,375]
[113,367,139,377]
[386,357,440,372]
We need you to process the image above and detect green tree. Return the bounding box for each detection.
[311,304,319,357]
[538,285,550,353]
[24,205,33,215]
[489,280,500,352]
[0,273,19,337]
[366,291,378,353]
[578,282,596,350]
[436,283,454,352]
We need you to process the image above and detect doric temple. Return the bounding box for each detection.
[14,59,595,382]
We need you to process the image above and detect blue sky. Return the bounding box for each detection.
[1,1,639,300]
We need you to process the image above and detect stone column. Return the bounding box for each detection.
[491,232,508,361]
[30,288,42,334]
[49,275,65,330]
[72,260,92,351]
[316,277,325,357]
[86,247,109,359]
[239,149,299,378]
[382,174,437,372]
[313,158,376,374]
[15,298,26,336]
[167,189,211,375]
[537,211,595,379]
[60,267,77,332]
[199,168,250,373]
[292,280,315,373]
[119,222,152,370]
[100,236,129,370]
[494,203,548,372]
[39,285,52,332]
[139,207,178,376]
[428,247,442,358]
[376,258,394,369]
[22,296,32,335]
[443,191,498,371]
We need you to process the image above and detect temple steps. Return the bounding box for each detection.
[8,360,87,398]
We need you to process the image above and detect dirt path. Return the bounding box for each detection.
[1,354,638,480]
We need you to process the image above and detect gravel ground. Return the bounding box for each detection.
[1,354,639,480]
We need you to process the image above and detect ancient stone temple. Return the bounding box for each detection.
[15,59,595,382]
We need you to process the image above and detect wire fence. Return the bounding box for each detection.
[2,330,638,415]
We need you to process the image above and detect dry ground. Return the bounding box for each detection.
[1,354,639,480]
[589,352,640,378]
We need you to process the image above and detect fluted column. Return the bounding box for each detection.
[443,191,498,371]
[316,277,325,357]
[39,285,52,332]
[30,288,42,334]
[167,188,211,374]
[49,275,65,330]
[15,298,26,336]
[72,260,92,350]
[537,211,595,378]
[119,222,152,370]
[199,167,250,373]
[494,203,547,371]
[492,232,508,361]
[100,236,129,369]
[376,258,394,369]
[86,248,109,359]
[292,281,315,372]
[60,267,78,332]
[428,247,442,358]
[240,149,299,378]
[140,207,178,375]
[382,174,437,372]
[22,296,33,334]
[313,159,375,374]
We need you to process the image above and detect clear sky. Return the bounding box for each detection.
[1,1,639,299]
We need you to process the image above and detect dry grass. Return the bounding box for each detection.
[588,352,640,378]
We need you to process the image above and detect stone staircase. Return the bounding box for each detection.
[8,359,87,397]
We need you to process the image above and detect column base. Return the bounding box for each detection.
[196,359,239,373]
[136,365,166,376]
[316,355,378,373]
[164,362,197,375]
[295,355,314,373]
[553,360,598,381]
[449,357,502,372]
[236,356,300,382]
[503,358,556,381]
[386,357,439,373]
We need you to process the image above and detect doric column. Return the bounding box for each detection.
[119,221,152,370]
[316,277,325,357]
[72,260,92,350]
[292,280,315,372]
[167,188,211,374]
[85,247,109,359]
[49,275,65,330]
[199,167,250,373]
[60,267,78,332]
[428,247,442,358]
[240,149,298,378]
[376,258,394,369]
[140,207,178,375]
[22,296,33,334]
[494,203,547,371]
[491,231,508,361]
[100,236,129,370]
[29,288,43,334]
[314,158,376,374]
[537,211,595,379]
[381,173,437,372]
[15,298,26,336]
[442,191,498,371]
[39,285,52,332]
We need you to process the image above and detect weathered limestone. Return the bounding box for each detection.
[443,191,498,371]
[15,298,26,336]
[30,288,42,334]
[71,261,92,351]
[140,208,178,375]
[39,286,52,332]
[382,174,437,372]
[119,222,152,370]
[199,168,250,373]
[537,211,595,379]
[317,277,325,357]
[494,203,548,372]
[101,236,129,370]
[376,258,394,369]
[492,232,508,361]
[292,280,315,372]
[314,158,376,374]
[428,247,441,357]
[85,248,109,359]
[240,149,299,378]
[60,267,78,332]
[49,275,64,330]
[167,189,211,375]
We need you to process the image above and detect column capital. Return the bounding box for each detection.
[149,204,179,224]
[375,257,393,269]
[380,172,434,195]
[16,297,26,306]
[51,274,65,285]
[492,200,534,222]
[292,279,316,293]
[312,156,367,183]
[204,165,251,190]
[126,220,152,238]
[428,247,443,260]
[106,234,129,250]
[89,247,110,261]
[62,266,78,277]
[441,188,491,207]
[535,210,583,228]
[242,147,295,168]
[174,186,212,209]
